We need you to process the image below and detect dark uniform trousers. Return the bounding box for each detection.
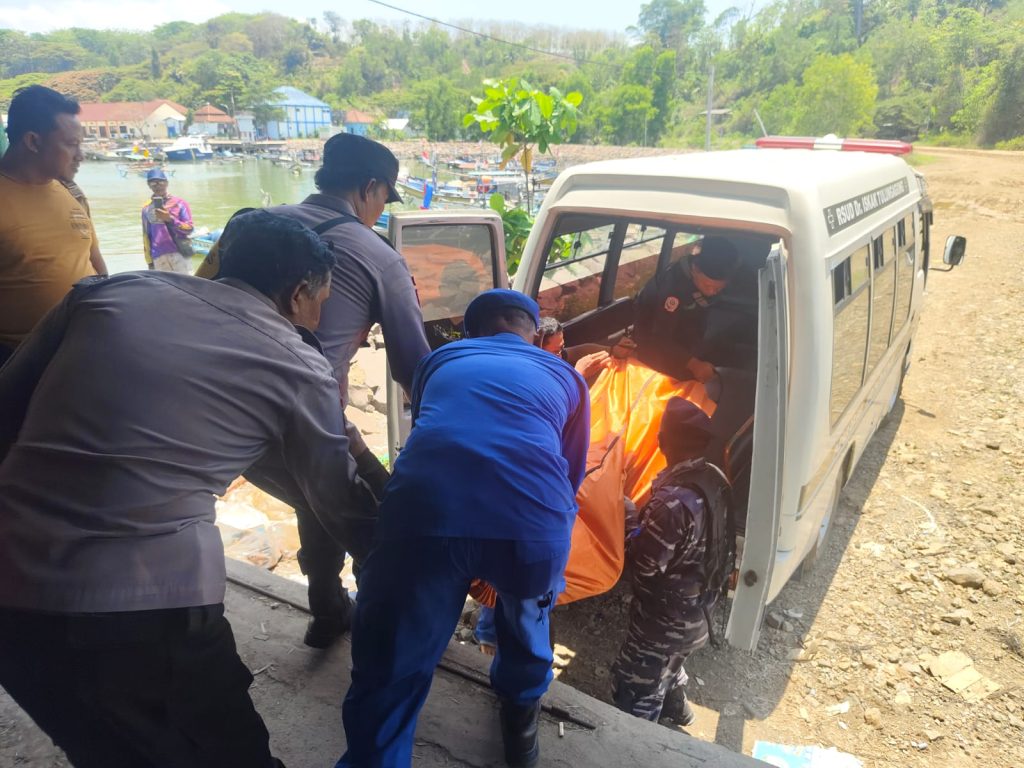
[336,536,568,768]
[0,604,282,768]
[610,596,710,722]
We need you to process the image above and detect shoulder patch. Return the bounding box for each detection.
[663,296,680,312]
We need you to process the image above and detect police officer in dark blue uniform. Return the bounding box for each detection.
[632,236,740,383]
[611,397,733,725]
[337,289,590,768]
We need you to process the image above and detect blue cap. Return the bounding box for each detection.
[146,168,168,181]
[463,289,540,336]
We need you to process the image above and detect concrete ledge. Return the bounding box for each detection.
[226,558,766,767]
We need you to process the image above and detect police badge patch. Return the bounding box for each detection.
[663,296,680,312]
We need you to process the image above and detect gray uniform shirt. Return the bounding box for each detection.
[0,272,372,614]
[271,195,429,401]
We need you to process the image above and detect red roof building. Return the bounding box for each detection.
[78,99,189,140]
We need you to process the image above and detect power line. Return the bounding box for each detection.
[363,0,621,71]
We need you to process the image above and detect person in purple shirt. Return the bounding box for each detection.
[338,289,590,768]
[141,167,194,273]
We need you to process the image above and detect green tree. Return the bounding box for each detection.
[634,0,707,51]
[980,43,1024,144]
[411,77,468,140]
[464,77,583,211]
[791,53,878,135]
[595,84,657,144]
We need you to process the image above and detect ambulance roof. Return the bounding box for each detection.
[543,149,921,244]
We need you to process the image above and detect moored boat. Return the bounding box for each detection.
[164,136,214,162]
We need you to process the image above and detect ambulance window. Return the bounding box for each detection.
[893,249,915,333]
[831,246,870,425]
[612,224,667,301]
[400,223,499,326]
[901,214,915,250]
[538,222,616,321]
[867,228,897,374]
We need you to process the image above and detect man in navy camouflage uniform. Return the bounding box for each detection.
[611,396,732,725]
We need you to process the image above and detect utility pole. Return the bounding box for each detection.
[705,64,715,152]
[855,0,864,45]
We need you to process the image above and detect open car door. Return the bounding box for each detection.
[385,210,508,464]
[725,240,789,651]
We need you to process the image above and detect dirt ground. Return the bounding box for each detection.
[541,147,1024,766]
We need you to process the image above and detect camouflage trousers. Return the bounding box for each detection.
[610,597,709,721]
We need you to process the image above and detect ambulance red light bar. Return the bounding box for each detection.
[755,135,913,155]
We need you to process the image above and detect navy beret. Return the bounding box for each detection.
[463,289,541,336]
[660,396,714,437]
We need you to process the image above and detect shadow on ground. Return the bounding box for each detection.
[550,400,906,752]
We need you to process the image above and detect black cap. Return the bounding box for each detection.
[694,236,740,280]
[321,132,402,204]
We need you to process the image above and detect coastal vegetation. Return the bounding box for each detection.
[2,0,1023,148]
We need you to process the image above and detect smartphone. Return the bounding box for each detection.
[152,195,165,209]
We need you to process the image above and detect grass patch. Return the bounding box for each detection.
[906,152,940,167]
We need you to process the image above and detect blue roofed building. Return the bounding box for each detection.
[263,87,333,140]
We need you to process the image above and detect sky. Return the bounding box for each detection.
[0,0,751,36]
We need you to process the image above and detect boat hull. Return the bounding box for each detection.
[165,149,214,162]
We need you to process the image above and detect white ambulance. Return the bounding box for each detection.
[385,137,966,650]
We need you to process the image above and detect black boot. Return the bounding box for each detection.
[304,574,353,649]
[662,687,696,726]
[499,698,541,768]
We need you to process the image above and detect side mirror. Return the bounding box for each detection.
[943,235,966,267]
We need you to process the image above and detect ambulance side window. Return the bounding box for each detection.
[611,224,667,301]
[537,222,615,321]
[867,228,897,374]
[893,214,916,332]
[830,245,870,425]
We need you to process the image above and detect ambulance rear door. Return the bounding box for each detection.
[725,240,790,651]
[384,211,508,464]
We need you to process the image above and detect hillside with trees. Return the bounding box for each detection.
[2,0,1023,148]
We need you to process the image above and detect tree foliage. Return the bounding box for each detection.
[0,1,1022,146]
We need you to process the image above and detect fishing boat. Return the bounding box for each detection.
[164,136,214,162]
[116,163,175,179]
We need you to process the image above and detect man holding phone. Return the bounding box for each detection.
[142,167,194,273]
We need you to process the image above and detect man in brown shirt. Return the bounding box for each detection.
[0,86,105,364]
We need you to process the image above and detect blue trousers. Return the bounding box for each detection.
[337,536,568,768]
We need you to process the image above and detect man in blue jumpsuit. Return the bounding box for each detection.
[338,289,590,768]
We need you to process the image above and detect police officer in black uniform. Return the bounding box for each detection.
[632,236,740,383]
[611,396,733,725]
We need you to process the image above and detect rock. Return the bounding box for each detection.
[977,523,998,536]
[929,486,949,501]
[347,385,372,412]
[944,567,986,589]
[983,579,1006,597]
[788,648,812,662]
[894,692,913,711]
[941,608,974,625]
[995,542,1017,564]
[781,620,796,633]
[825,701,850,716]
[766,611,785,629]
[864,707,883,727]
[924,729,944,742]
